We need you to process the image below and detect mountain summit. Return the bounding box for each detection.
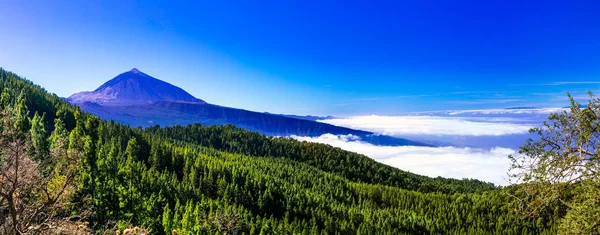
[68,68,206,105]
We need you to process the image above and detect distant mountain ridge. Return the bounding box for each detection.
[67,69,428,147]
[270,113,336,121]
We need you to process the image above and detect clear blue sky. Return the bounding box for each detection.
[1,0,599,116]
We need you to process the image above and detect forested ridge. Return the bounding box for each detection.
[143,124,496,194]
[0,68,561,234]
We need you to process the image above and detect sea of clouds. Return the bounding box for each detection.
[292,108,563,186]
[319,115,534,136]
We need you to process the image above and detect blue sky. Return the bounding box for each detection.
[1,0,600,116]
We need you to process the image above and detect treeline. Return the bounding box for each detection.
[0,68,561,234]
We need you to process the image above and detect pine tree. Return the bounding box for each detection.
[29,112,49,161]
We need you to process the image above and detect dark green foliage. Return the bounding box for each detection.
[30,112,49,160]
[0,68,561,234]
[145,124,496,194]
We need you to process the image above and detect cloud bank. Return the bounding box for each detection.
[292,134,513,185]
[307,109,555,184]
[319,115,534,136]
[443,108,565,115]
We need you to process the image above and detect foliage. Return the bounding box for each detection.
[0,88,81,234]
[509,92,600,234]
[145,124,496,194]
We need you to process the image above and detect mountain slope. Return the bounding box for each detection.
[68,69,428,146]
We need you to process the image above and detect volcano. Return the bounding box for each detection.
[67,69,428,147]
[68,68,205,105]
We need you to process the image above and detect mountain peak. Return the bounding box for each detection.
[68,69,206,105]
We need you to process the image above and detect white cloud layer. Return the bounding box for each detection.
[443,108,565,115]
[291,134,514,186]
[319,115,534,136]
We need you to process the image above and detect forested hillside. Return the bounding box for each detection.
[144,124,495,194]
[0,68,560,234]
